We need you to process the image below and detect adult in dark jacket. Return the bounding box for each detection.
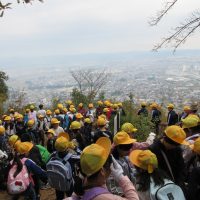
[138,102,148,117]
[167,104,178,126]
[15,114,27,138]
[149,125,188,190]
[151,103,161,135]
[80,118,93,146]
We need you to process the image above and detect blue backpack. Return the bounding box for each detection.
[46,153,73,192]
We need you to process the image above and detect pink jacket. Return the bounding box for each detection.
[131,142,149,151]
[65,175,139,200]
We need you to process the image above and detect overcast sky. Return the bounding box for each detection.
[0,0,199,58]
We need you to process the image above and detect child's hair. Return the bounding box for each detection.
[135,166,168,192]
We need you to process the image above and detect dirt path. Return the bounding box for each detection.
[0,188,56,200]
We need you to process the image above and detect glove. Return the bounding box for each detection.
[110,155,124,182]
[146,132,156,145]
[0,150,8,161]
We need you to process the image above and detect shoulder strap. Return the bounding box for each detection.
[62,153,72,165]
[161,150,175,181]
[82,187,110,200]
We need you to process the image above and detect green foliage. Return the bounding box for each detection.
[50,97,61,111]
[120,101,154,142]
[70,88,90,107]
[98,91,105,101]
[0,71,9,114]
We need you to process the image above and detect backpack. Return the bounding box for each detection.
[150,178,186,200]
[82,187,110,200]
[36,145,51,163]
[7,158,31,195]
[46,153,73,192]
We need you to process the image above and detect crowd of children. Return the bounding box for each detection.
[0,100,200,200]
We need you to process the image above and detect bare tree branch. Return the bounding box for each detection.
[70,68,110,101]
[149,0,178,26]
[153,11,200,52]
[0,0,43,17]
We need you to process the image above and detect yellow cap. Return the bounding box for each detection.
[129,150,158,173]
[97,117,106,126]
[16,114,23,120]
[30,105,34,109]
[27,119,35,127]
[47,129,56,136]
[70,121,81,130]
[113,104,118,109]
[78,103,83,108]
[70,107,76,113]
[121,122,138,134]
[57,132,70,140]
[181,115,199,129]
[51,118,60,124]
[167,104,174,109]
[107,103,112,107]
[46,110,52,115]
[57,103,64,110]
[9,135,19,147]
[9,108,14,112]
[88,103,94,109]
[76,113,83,119]
[97,101,103,106]
[117,102,122,107]
[68,141,77,150]
[55,136,69,152]
[70,104,75,109]
[99,114,107,120]
[81,137,111,176]
[151,103,158,109]
[165,125,189,145]
[66,100,73,105]
[14,113,19,119]
[62,107,68,113]
[0,126,5,135]
[190,137,200,154]
[14,140,21,151]
[104,100,109,105]
[4,116,11,121]
[38,114,44,119]
[84,118,92,124]
[25,108,30,113]
[183,106,191,112]
[103,108,109,113]
[114,131,136,145]
[55,109,60,115]
[141,102,147,106]
[17,142,33,154]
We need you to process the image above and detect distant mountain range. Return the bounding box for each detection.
[1,49,200,69]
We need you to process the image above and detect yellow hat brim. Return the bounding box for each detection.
[132,128,138,132]
[180,140,190,146]
[117,138,137,145]
[189,144,194,150]
[129,150,143,168]
[57,132,70,140]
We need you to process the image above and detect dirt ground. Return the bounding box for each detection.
[0,188,56,200]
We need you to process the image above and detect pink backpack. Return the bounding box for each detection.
[7,158,31,195]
